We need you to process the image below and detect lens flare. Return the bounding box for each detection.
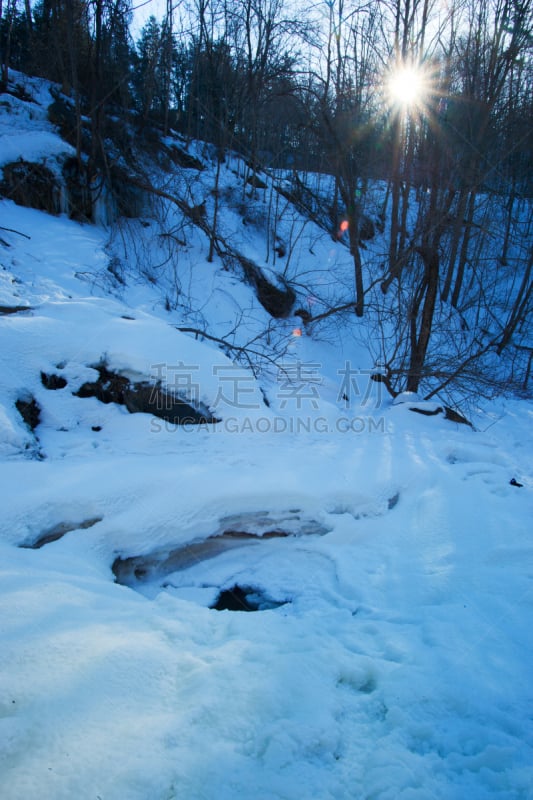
[386,61,430,112]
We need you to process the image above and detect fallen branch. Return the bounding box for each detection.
[0,304,33,315]
[0,225,31,240]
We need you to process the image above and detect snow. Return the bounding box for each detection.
[1,75,532,800]
[0,129,73,167]
[0,77,73,168]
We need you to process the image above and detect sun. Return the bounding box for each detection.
[386,63,428,110]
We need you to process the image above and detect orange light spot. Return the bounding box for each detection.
[339,219,349,233]
[292,328,302,337]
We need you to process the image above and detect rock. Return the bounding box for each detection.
[294,308,312,324]
[41,371,67,390]
[168,145,204,170]
[274,238,286,258]
[48,96,77,144]
[238,256,295,318]
[246,174,268,190]
[20,516,103,549]
[112,532,261,586]
[74,363,217,424]
[112,511,330,591]
[109,165,146,218]
[0,305,33,315]
[0,161,60,214]
[254,271,295,318]
[122,383,216,424]
[443,406,472,426]
[15,395,41,431]
[62,157,93,221]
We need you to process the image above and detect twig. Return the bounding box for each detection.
[175,326,291,376]
[0,225,31,240]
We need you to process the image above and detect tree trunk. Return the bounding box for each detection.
[500,184,516,266]
[208,154,222,263]
[407,246,439,392]
[1,0,14,89]
[441,185,468,302]
[350,222,364,317]
[65,0,82,162]
[451,189,476,308]
[340,183,364,317]
[163,0,173,136]
[386,115,403,289]
[497,247,532,355]
[0,0,4,90]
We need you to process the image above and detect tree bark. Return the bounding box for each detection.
[497,247,532,355]
[407,246,439,392]
[451,189,476,308]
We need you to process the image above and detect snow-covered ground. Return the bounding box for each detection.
[1,74,532,800]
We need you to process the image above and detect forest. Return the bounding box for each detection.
[1,0,532,405]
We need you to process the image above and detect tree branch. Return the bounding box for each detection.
[0,225,31,240]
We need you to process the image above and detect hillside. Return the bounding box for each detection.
[1,70,533,800]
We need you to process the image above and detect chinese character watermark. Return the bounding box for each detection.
[148,359,384,416]
[150,362,201,409]
[337,362,383,409]
[277,361,322,409]
[212,365,260,409]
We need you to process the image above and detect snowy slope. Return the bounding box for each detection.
[1,73,533,800]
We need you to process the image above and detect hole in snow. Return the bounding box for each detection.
[210,585,287,612]
[387,492,400,510]
[111,510,331,605]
